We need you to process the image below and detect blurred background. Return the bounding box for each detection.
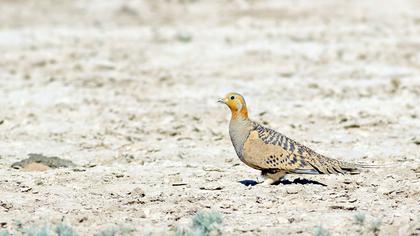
[1,0,419,165]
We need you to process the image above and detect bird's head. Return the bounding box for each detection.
[218,92,248,119]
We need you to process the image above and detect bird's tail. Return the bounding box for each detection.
[306,155,381,175]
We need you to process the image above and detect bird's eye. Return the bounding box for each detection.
[230,96,235,100]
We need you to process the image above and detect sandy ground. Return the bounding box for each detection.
[0,0,419,235]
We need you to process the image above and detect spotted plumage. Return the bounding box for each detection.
[219,92,370,185]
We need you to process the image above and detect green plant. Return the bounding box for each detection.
[369,219,382,235]
[353,212,366,226]
[176,211,223,236]
[25,225,49,236]
[313,225,331,236]
[175,32,192,43]
[192,211,222,235]
[14,220,23,232]
[97,226,117,236]
[0,229,10,236]
[55,223,76,236]
[175,227,195,236]
[96,224,135,236]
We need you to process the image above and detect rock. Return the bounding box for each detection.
[344,124,361,129]
[128,187,145,198]
[82,163,97,168]
[113,173,125,178]
[286,188,299,194]
[0,201,13,211]
[20,186,32,192]
[79,216,88,223]
[348,198,357,203]
[23,162,50,171]
[285,185,301,194]
[167,175,183,183]
[410,136,420,145]
[138,209,146,218]
[329,204,357,211]
[202,167,224,172]
[377,187,395,195]
[199,184,224,190]
[125,187,147,205]
[11,153,76,171]
[275,217,289,224]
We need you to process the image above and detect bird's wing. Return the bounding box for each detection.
[244,122,360,174]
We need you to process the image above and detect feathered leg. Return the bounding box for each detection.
[260,170,286,185]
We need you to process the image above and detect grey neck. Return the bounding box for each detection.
[229,117,251,159]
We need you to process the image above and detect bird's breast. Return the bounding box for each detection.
[229,119,251,161]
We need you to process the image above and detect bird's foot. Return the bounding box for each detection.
[256,176,265,184]
[256,176,274,186]
[260,178,275,186]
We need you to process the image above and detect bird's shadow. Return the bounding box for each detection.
[239,178,327,187]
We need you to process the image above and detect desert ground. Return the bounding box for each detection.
[0,0,419,235]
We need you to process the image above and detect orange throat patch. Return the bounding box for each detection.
[231,107,248,120]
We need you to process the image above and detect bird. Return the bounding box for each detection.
[218,92,370,185]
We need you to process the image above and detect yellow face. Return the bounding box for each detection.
[218,92,248,118]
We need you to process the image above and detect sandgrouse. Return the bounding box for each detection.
[219,92,367,185]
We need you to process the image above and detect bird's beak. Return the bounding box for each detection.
[217,98,226,104]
